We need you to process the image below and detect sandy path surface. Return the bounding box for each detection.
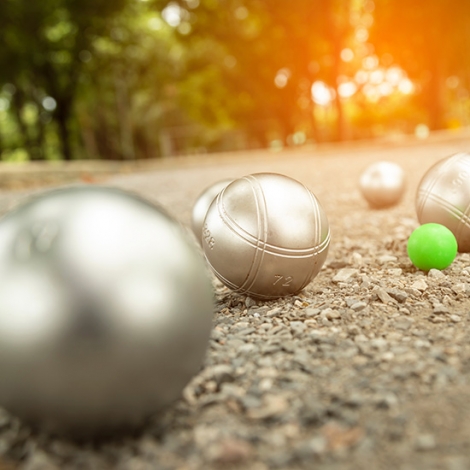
[0,131,470,469]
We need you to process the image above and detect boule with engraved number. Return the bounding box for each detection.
[202,173,330,300]
[0,186,214,436]
[191,179,232,243]
[416,152,470,252]
[359,161,406,208]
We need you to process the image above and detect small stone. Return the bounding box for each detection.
[428,268,445,279]
[387,268,403,277]
[433,303,449,314]
[415,434,436,451]
[449,314,461,323]
[351,301,367,312]
[333,268,358,283]
[322,308,341,320]
[290,321,307,336]
[245,297,257,308]
[305,308,321,317]
[386,288,408,303]
[267,307,283,317]
[377,255,398,264]
[452,283,467,295]
[374,392,398,409]
[411,279,428,291]
[361,275,371,288]
[300,436,328,456]
[375,288,396,304]
[328,260,349,269]
[350,252,363,266]
[394,318,412,330]
[220,383,245,399]
[247,395,289,420]
[204,364,235,386]
[206,437,254,464]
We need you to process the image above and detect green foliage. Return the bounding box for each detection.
[0,0,128,160]
[2,0,470,161]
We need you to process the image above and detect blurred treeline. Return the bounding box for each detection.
[1,0,470,161]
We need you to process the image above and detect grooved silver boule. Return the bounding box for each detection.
[359,161,406,208]
[416,152,470,252]
[0,186,214,436]
[202,173,330,300]
[191,179,232,243]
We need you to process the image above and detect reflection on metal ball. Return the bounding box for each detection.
[0,186,213,436]
[359,161,406,208]
[202,173,330,300]
[416,152,470,252]
[191,179,232,243]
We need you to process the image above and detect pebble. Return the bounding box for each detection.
[333,268,359,283]
[428,269,446,279]
[415,434,436,451]
[375,287,396,304]
[411,278,428,291]
[351,301,367,311]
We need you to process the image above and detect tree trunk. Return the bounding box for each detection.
[56,104,73,161]
[114,74,135,160]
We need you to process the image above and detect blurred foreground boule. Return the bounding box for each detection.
[0,186,214,436]
[202,173,330,299]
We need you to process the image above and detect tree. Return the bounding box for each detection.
[370,0,470,130]
[152,0,355,144]
[0,0,128,160]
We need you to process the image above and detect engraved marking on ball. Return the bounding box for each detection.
[450,170,469,194]
[202,224,215,249]
[273,275,293,287]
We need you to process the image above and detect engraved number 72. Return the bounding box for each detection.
[273,275,293,287]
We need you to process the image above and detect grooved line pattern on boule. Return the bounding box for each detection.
[236,175,268,294]
[417,189,470,239]
[298,183,324,291]
[213,190,329,259]
[416,154,459,220]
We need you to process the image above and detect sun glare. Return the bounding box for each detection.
[311,81,335,106]
[338,82,358,98]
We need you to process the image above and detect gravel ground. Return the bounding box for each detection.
[1,132,470,469]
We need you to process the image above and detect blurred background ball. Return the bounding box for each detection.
[191,179,232,243]
[359,161,406,208]
[416,152,470,252]
[0,186,213,436]
[202,173,330,300]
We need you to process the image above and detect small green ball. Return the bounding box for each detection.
[407,223,457,271]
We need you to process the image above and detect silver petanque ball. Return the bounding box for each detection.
[0,186,213,436]
[359,161,406,208]
[191,179,232,243]
[416,152,470,252]
[202,173,330,300]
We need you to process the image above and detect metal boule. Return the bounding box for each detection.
[0,186,214,436]
[202,173,330,300]
[416,152,470,252]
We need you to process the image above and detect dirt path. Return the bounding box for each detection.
[1,131,470,469]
